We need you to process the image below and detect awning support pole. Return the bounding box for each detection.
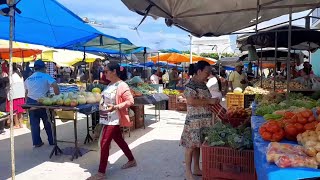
[274,32,278,91]
[8,1,16,179]
[287,8,292,99]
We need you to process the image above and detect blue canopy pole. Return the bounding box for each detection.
[119,43,122,64]
[83,46,87,85]
[143,47,146,81]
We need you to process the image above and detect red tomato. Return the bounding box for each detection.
[284,112,295,119]
[273,129,285,142]
[284,124,298,136]
[291,115,298,122]
[296,117,308,125]
[301,111,310,118]
[294,123,304,133]
[261,131,272,141]
[304,122,316,131]
[308,116,315,122]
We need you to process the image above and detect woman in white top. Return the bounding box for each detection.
[6,64,26,128]
[206,69,222,100]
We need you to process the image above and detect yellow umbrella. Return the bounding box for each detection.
[57,58,97,67]
[149,53,216,64]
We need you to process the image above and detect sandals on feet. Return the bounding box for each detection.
[86,173,105,180]
[121,160,137,169]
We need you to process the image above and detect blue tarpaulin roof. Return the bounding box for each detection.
[0,0,128,49]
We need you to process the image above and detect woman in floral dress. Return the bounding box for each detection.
[180,61,220,180]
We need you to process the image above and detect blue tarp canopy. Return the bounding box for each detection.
[60,34,137,52]
[0,0,127,49]
[120,63,144,68]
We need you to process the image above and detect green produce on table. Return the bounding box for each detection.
[163,89,180,95]
[256,104,281,116]
[263,114,283,120]
[202,122,252,150]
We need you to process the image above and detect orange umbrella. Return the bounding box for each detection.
[0,48,42,59]
[149,53,216,64]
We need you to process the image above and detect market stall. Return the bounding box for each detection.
[250,91,320,180]
[22,103,99,160]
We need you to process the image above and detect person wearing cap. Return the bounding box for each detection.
[24,60,60,147]
[228,62,248,91]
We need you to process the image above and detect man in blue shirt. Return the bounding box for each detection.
[25,60,60,147]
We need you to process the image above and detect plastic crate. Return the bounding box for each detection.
[202,145,256,180]
[176,102,187,111]
[226,93,244,108]
[168,95,177,110]
[244,95,255,108]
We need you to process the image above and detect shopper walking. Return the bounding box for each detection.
[88,62,136,180]
[6,64,26,128]
[180,61,219,180]
[24,60,60,147]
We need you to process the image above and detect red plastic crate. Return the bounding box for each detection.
[176,102,187,111]
[202,144,256,180]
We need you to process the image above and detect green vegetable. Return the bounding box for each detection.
[263,114,283,120]
[203,122,252,150]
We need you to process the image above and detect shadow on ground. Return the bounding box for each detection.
[85,139,185,180]
[0,116,155,180]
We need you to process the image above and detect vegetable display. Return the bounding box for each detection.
[259,121,285,142]
[243,86,269,95]
[203,122,252,150]
[253,79,307,90]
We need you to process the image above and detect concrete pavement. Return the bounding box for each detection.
[0,106,197,180]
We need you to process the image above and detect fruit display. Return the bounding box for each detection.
[243,86,269,95]
[129,83,157,96]
[253,79,307,90]
[38,91,101,107]
[163,89,180,96]
[0,111,7,118]
[203,121,252,150]
[86,83,106,93]
[266,142,318,169]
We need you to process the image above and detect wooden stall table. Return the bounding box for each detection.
[21,103,99,161]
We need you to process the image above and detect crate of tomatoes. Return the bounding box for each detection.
[225,107,252,127]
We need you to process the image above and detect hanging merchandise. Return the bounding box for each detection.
[248,45,258,61]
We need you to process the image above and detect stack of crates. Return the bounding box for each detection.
[226,93,244,108]
[168,95,177,110]
[131,106,145,129]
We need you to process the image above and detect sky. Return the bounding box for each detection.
[57,0,311,51]
[57,0,190,51]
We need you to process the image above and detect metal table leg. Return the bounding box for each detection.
[71,118,82,161]
[49,109,62,158]
[84,115,93,144]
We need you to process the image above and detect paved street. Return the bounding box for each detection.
[0,106,197,180]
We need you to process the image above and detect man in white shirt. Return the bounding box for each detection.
[150,70,159,84]
[25,60,60,147]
